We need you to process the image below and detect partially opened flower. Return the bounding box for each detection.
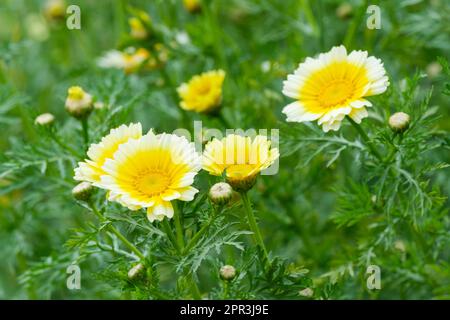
[65,86,93,119]
[282,45,389,132]
[96,132,201,222]
[202,134,279,192]
[177,70,225,113]
[74,123,142,183]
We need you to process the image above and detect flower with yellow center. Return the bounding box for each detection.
[183,0,201,13]
[95,132,201,222]
[202,134,279,192]
[98,48,151,74]
[282,45,389,132]
[74,123,142,184]
[177,70,226,113]
[65,86,93,119]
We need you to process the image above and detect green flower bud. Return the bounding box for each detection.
[127,263,145,280]
[220,265,236,281]
[209,182,233,205]
[72,182,93,201]
[389,112,410,133]
[65,86,93,119]
[35,113,55,126]
[299,287,314,297]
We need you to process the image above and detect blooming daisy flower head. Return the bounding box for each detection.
[65,86,93,119]
[74,123,142,184]
[282,45,389,132]
[96,132,201,222]
[98,47,151,74]
[177,70,226,114]
[203,134,279,192]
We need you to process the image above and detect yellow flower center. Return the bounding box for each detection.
[134,171,170,197]
[193,80,211,95]
[318,80,354,108]
[226,164,255,179]
[68,86,85,100]
[300,61,368,113]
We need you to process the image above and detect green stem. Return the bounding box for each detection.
[384,133,403,164]
[183,207,219,255]
[81,118,89,149]
[301,0,319,37]
[343,0,370,49]
[173,203,185,249]
[50,131,80,157]
[240,192,270,266]
[190,274,202,300]
[347,116,383,161]
[161,219,180,253]
[88,202,146,261]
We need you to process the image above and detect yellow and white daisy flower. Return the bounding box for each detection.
[96,132,202,222]
[98,48,151,74]
[202,134,279,191]
[282,45,389,132]
[65,86,93,119]
[177,70,226,113]
[74,123,142,184]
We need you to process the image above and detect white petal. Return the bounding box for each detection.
[282,101,323,123]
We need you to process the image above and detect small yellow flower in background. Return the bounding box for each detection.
[65,86,93,119]
[44,0,65,21]
[129,17,148,40]
[95,132,201,222]
[74,123,142,184]
[202,134,279,192]
[282,45,389,132]
[183,0,201,13]
[177,70,226,113]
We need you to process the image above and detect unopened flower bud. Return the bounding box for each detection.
[44,0,66,21]
[426,62,442,79]
[72,182,93,201]
[389,112,410,133]
[394,240,406,253]
[65,86,93,119]
[299,287,314,297]
[209,182,233,205]
[183,0,201,13]
[35,113,55,126]
[220,265,236,281]
[336,3,353,20]
[128,263,145,280]
[94,101,105,110]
